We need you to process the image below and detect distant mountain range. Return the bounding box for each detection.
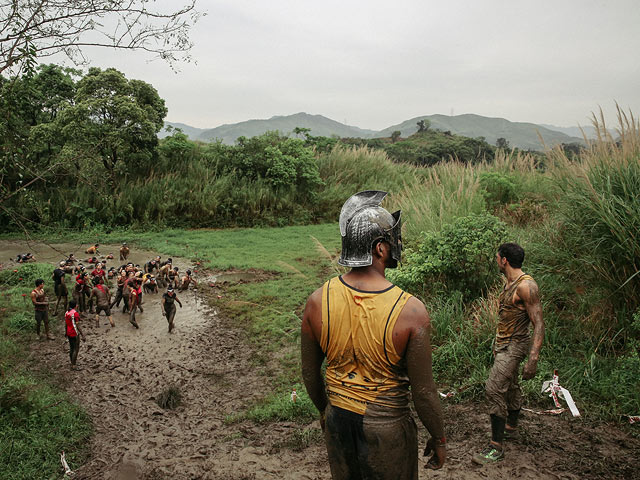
[160,112,591,150]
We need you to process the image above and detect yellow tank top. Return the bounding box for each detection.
[320,276,413,415]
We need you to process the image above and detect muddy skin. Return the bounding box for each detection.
[405,324,445,442]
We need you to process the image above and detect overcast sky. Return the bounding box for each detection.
[81,0,639,130]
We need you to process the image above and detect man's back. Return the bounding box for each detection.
[321,275,412,413]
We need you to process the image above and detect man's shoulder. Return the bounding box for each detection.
[516,275,540,302]
[307,284,324,306]
[398,295,429,326]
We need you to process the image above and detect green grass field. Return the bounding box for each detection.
[0,264,92,480]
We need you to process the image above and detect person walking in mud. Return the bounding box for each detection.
[90,277,114,328]
[158,260,172,288]
[120,242,130,261]
[473,243,544,465]
[161,287,183,333]
[128,281,143,329]
[31,279,53,340]
[65,300,85,369]
[52,260,71,315]
[143,274,158,294]
[301,191,446,479]
[144,258,158,274]
[121,271,137,313]
[179,269,197,291]
[167,266,180,289]
[73,272,85,314]
[111,270,127,310]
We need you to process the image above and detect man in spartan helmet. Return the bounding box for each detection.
[301,191,446,479]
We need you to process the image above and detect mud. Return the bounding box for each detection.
[3,240,639,479]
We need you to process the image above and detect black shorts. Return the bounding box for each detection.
[96,305,111,316]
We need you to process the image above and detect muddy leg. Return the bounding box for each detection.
[129,305,139,329]
[72,337,80,365]
[43,312,52,340]
[167,306,176,333]
[35,311,42,337]
[53,295,61,316]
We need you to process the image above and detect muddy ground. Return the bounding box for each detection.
[2,240,639,479]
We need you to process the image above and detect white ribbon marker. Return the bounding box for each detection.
[541,370,580,417]
[61,451,73,476]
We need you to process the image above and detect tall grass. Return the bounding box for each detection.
[549,106,640,312]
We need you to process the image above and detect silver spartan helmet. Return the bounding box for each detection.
[338,191,402,268]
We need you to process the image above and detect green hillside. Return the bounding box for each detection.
[198,112,377,143]
[377,114,585,150]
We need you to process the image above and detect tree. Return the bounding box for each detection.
[390,130,401,143]
[293,126,311,139]
[0,0,202,75]
[52,67,167,185]
[496,137,510,149]
[416,119,431,133]
[0,64,78,208]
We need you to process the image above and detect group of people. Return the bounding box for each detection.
[301,191,545,478]
[30,243,197,369]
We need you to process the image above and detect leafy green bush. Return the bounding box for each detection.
[478,171,518,206]
[390,214,506,299]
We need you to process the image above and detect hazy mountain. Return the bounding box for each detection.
[198,112,377,143]
[539,123,616,140]
[158,122,208,140]
[161,112,587,150]
[377,114,585,150]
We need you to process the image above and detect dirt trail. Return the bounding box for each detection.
[2,240,639,479]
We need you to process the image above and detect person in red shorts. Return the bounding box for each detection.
[65,300,85,369]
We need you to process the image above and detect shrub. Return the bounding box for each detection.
[478,171,518,206]
[390,214,507,299]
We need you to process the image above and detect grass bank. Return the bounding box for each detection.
[0,264,92,479]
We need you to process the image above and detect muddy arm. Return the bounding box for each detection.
[405,306,445,440]
[301,289,328,416]
[519,280,544,379]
